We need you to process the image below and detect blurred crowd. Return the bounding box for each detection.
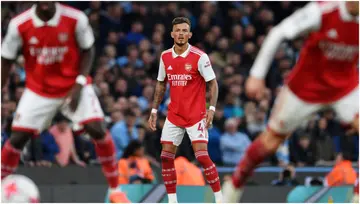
[1,2,358,175]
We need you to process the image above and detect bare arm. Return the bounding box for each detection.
[1,57,13,88]
[152,81,166,109]
[207,79,218,108]
[79,46,95,77]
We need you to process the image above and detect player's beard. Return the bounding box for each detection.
[175,41,187,47]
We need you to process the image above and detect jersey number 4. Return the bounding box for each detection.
[197,123,204,132]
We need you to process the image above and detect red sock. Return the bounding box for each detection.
[93,132,118,188]
[1,141,21,179]
[161,151,176,194]
[355,180,359,195]
[195,150,221,192]
[232,138,272,188]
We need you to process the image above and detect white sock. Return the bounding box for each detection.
[214,191,223,203]
[168,193,178,203]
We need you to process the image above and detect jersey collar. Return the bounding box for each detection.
[31,3,62,27]
[339,2,359,23]
[172,43,191,58]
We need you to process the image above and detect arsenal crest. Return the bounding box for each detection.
[185,63,192,71]
[58,32,68,43]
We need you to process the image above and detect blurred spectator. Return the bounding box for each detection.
[49,114,86,167]
[111,109,139,160]
[275,140,290,167]
[220,118,251,166]
[118,140,154,184]
[137,85,154,111]
[313,118,335,162]
[117,46,143,69]
[325,152,357,187]
[271,164,299,186]
[292,133,316,167]
[39,131,59,165]
[174,156,206,186]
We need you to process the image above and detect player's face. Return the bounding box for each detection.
[346,1,359,16]
[171,23,192,46]
[36,2,56,18]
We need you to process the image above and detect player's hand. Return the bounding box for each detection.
[245,76,266,100]
[148,113,157,131]
[66,84,82,112]
[205,110,214,129]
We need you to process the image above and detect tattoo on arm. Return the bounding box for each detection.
[152,81,166,109]
[208,79,218,107]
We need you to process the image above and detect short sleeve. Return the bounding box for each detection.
[157,56,166,81]
[198,54,216,82]
[1,20,22,60]
[280,2,322,39]
[75,12,95,50]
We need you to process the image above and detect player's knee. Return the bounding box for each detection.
[84,122,106,140]
[9,131,33,149]
[262,129,287,151]
[353,115,359,132]
[160,152,175,163]
[194,150,212,166]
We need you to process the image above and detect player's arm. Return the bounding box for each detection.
[246,2,322,98]
[198,53,217,128]
[67,12,95,111]
[250,2,322,79]
[76,12,95,80]
[148,55,166,131]
[1,20,22,88]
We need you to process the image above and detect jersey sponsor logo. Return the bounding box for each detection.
[29,46,69,65]
[29,36,39,45]
[167,74,192,86]
[204,61,211,68]
[185,63,192,71]
[318,41,358,61]
[58,32,69,43]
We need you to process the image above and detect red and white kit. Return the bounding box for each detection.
[250,1,359,134]
[1,3,103,134]
[157,44,216,145]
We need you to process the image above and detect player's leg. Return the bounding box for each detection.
[61,85,129,203]
[332,86,359,132]
[2,89,61,179]
[186,119,223,203]
[160,118,185,203]
[223,86,323,203]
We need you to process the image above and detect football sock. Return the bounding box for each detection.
[195,150,222,201]
[161,150,177,202]
[93,132,118,189]
[232,138,273,188]
[1,141,21,179]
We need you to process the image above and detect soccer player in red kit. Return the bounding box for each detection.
[148,17,223,203]
[222,1,359,202]
[1,2,129,203]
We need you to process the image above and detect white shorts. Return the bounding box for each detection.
[268,86,359,135]
[12,85,104,134]
[161,118,208,146]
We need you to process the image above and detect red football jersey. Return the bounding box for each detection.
[157,45,216,127]
[2,3,94,98]
[286,2,359,103]
[250,2,359,103]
